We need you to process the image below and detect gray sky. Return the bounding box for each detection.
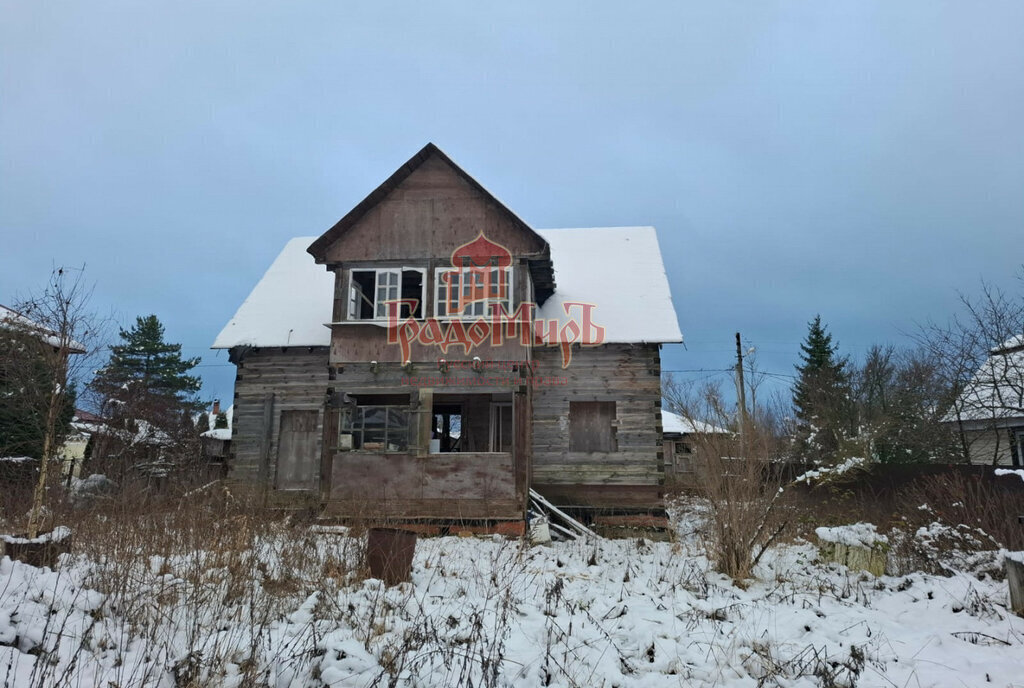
[3,1,1023,406]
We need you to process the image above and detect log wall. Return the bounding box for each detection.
[531,343,665,511]
[228,347,329,505]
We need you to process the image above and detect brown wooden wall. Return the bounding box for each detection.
[321,154,546,264]
[531,343,665,511]
[228,347,329,504]
[321,361,530,520]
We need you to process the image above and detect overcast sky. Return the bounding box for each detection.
[3,1,1023,407]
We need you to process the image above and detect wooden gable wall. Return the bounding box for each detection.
[320,153,546,264]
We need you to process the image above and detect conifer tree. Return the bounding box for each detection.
[791,315,851,461]
[93,315,202,430]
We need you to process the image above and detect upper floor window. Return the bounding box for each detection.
[348,268,425,320]
[434,266,513,318]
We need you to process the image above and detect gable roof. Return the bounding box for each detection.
[948,337,1024,424]
[535,227,683,344]
[212,237,333,349]
[0,304,86,353]
[212,227,683,349]
[307,143,550,263]
[662,410,730,436]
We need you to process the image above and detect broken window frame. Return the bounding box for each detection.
[339,396,411,453]
[347,267,426,321]
[433,265,513,319]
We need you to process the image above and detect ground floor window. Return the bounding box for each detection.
[339,394,410,452]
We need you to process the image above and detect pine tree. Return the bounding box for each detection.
[94,315,202,429]
[792,315,851,461]
[214,412,228,429]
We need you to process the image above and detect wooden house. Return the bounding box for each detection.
[213,144,682,525]
[945,335,1024,466]
[661,411,730,487]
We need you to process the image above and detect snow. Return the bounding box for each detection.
[661,410,729,435]
[995,468,1024,483]
[1,526,71,546]
[946,340,1024,423]
[993,333,1024,353]
[534,227,683,344]
[213,228,683,349]
[0,304,86,352]
[794,456,869,485]
[815,522,888,548]
[2,506,1022,687]
[196,404,234,435]
[212,237,334,348]
[0,455,34,463]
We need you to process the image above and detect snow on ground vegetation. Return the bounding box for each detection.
[1,502,1022,687]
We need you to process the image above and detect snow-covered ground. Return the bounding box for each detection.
[2,507,1022,687]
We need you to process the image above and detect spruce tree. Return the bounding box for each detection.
[792,315,851,461]
[94,315,202,429]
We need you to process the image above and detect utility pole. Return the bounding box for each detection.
[735,332,748,439]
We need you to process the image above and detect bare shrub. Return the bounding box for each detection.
[668,381,789,580]
[908,470,1024,551]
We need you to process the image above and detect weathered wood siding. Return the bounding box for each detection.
[531,343,665,510]
[321,154,545,265]
[321,361,530,519]
[229,347,329,502]
[327,452,519,520]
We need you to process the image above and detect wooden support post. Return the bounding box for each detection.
[416,388,433,456]
[1007,555,1024,617]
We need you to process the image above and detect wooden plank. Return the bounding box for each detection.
[275,409,320,491]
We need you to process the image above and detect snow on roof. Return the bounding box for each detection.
[662,411,729,435]
[212,238,334,349]
[214,228,682,348]
[994,334,1024,354]
[535,227,682,344]
[195,404,234,432]
[947,343,1024,423]
[0,304,86,353]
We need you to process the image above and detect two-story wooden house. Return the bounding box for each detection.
[213,144,682,526]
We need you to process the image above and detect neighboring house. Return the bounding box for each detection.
[213,143,682,524]
[661,411,730,486]
[946,334,1024,466]
[0,305,87,354]
[198,399,233,462]
[58,408,105,479]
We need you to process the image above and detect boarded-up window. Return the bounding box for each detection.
[569,401,617,452]
[276,410,320,490]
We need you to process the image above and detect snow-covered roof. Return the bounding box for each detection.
[213,238,334,348]
[0,304,86,353]
[662,411,729,436]
[214,228,681,349]
[947,341,1024,423]
[196,404,233,434]
[535,227,682,344]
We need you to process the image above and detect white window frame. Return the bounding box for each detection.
[433,265,513,319]
[347,267,426,321]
